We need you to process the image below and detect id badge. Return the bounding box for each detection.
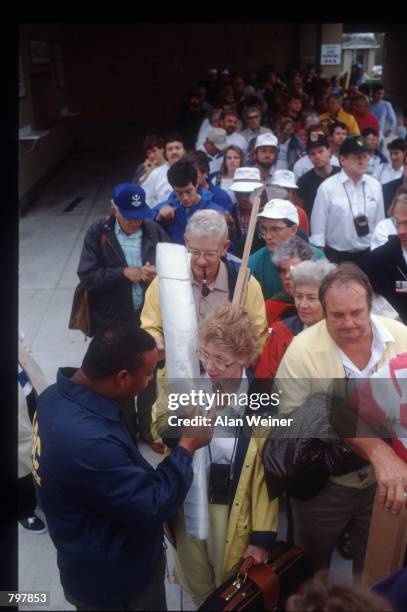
[208,463,231,505]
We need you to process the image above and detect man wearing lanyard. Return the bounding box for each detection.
[310,135,384,264]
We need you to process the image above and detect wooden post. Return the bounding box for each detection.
[18,331,48,395]
[362,489,407,587]
[232,188,263,308]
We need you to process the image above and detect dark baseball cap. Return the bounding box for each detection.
[111,183,152,220]
[306,132,330,152]
[339,135,369,156]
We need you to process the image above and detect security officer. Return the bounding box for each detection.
[33,325,212,610]
[310,135,384,264]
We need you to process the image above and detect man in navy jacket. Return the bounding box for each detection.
[33,325,212,610]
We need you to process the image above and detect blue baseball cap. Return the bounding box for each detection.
[111,183,152,220]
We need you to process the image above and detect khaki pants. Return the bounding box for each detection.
[171,504,230,605]
[291,481,376,576]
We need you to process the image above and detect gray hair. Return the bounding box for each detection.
[290,259,336,290]
[272,236,314,266]
[185,209,228,243]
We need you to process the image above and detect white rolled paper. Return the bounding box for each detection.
[156,243,208,539]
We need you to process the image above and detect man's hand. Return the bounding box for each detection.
[371,443,407,514]
[177,407,214,455]
[123,267,143,283]
[140,261,157,283]
[242,545,270,564]
[156,205,176,224]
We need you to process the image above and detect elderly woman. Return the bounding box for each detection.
[256,259,335,379]
[154,304,278,605]
[264,235,324,325]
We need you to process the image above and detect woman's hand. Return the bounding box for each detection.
[242,545,269,564]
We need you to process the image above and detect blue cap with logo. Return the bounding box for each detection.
[111,183,152,220]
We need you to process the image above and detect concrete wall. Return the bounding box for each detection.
[382,24,407,106]
[299,23,320,70]
[19,24,76,199]
[62,23,297,131]
[320,23,343,79]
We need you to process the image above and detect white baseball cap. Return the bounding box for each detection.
[229,167,264,193]
[255,133,278,149]
[271,170,298,190]
[257,199,299,224]
[206,127,228,151]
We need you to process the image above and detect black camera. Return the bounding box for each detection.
[353,215,370,237]
[208,463,232,505]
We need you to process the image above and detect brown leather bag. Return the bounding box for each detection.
[68,284,94,337]
[198,542,313,611]
[68,233,107,338]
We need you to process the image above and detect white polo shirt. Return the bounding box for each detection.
[373,163,403,185]
[310,169,385,252]
[141,164,171,208]
[370,217,397,250]
[338,315,395,379]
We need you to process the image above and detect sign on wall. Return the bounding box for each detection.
[321,44,342,66]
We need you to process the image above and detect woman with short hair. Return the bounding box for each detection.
[256,259,335,379]
[154,303,278,606]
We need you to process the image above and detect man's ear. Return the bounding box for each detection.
[221,239,231,255]
[115,370,129,387]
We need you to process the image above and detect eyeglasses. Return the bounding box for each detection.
[188,249,222,262]
[259,224,288,238]
[196,348,237,371]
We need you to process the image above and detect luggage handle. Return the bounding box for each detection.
[231,556,280,609]
[268,546,304,573]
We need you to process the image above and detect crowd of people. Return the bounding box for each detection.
[19,63,407,611]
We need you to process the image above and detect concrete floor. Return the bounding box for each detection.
[18,150,351,611]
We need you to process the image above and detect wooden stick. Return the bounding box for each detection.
[18,332,48,395]
[362,489,407,587]
[232,188,263,308]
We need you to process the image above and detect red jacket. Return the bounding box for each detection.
[255,315,302,379]
[352,112,380,134]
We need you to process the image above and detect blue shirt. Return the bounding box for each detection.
[114,221,143,309]
[152,188,225,244]
[33,368,193,607]
[369,100,397,135]
[206,183,235,215]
